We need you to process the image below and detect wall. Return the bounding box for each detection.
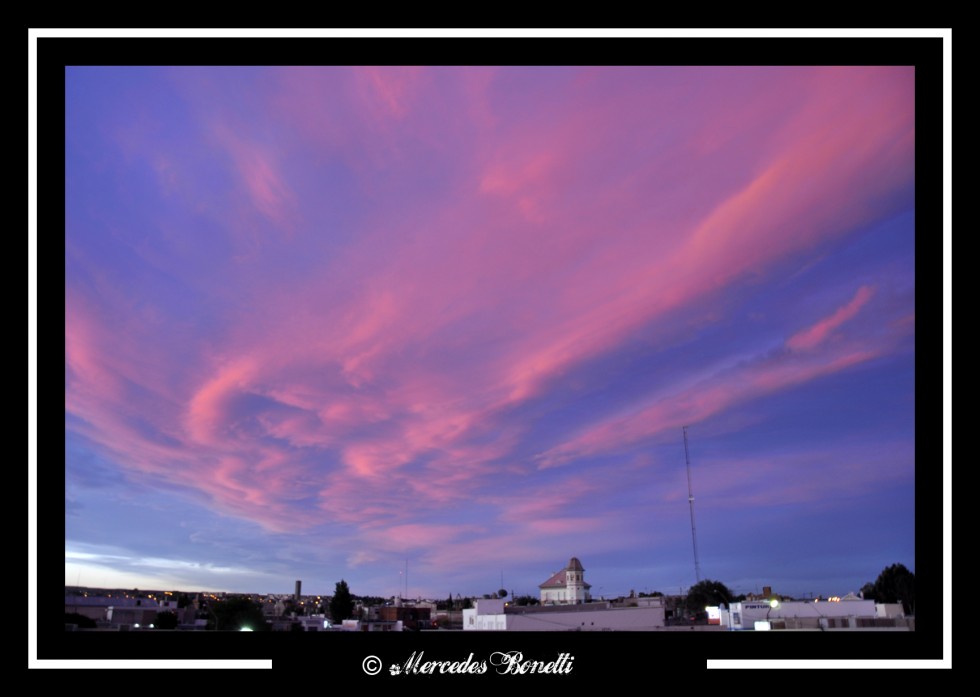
[464,605,665,631]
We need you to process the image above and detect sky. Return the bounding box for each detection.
[64,66,915,600]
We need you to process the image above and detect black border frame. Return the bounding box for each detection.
[38,31,944,672]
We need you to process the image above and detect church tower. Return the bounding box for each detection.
[565,557,585,604]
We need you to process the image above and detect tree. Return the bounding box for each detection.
[497,588,508,598]
[684,579,734,614]
[870,563,915,615]
[330,580,355,623]
[210,596,268,631]
[153,610,179,629]
[512,595,540,606]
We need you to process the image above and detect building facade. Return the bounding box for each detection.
[463,598,666,631]
[721,598,909,630]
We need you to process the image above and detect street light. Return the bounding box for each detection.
[755,599,779,631]
[766,599,780,624]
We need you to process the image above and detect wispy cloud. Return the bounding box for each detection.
[210,123,298,231]
[788,286,876,352]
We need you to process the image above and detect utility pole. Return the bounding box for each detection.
[683,426,702,584]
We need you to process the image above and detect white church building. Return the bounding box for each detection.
[539,557,591,604]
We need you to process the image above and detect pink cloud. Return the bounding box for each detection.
[480,151,559,223]
[184,359,257,446]
[788,286,876,351]
[210,123,297,230]
[341,442,414,479]
[240,153,293,223]
[356,66,425,120]
[66,291,328,531]
[368,523,482,551]
[475,126,911,406]
[536,339,896,470]
[488,477,598,524]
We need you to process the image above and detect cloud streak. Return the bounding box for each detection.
[788,286,875,351]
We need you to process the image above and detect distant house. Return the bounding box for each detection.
[539,557,591,605]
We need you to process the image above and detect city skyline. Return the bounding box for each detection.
[64,65,916,600]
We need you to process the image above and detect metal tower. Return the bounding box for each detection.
[683,426,702,583]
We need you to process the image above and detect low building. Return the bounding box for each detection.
[377,605,432,631]
[723,597,911,630]
[65,594,180,628]
[463,597,666,631]
[341,618,403,631]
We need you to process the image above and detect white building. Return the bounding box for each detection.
[463,597,666,631]
[539,557,591,604]
[724,597,881,630]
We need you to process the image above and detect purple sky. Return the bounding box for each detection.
[64,66,915,600]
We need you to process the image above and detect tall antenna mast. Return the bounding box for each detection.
[683,426,702,583]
